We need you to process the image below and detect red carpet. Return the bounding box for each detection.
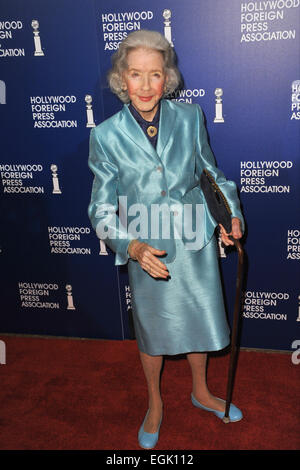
[0,335,298,450]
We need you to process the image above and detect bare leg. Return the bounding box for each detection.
[187,352,225,412]
[139,351,163,433]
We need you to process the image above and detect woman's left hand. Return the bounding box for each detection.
[219,217,242,246]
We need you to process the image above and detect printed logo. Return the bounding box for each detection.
[240,160,293,194]
[66,284,76,310]
[18,282,60,309]
[0,80,6,103]
[242,290,289,320]
[0,19,46,58]
[85,94,96,128]
[0,340,6,365]
[125,285,132,311]
[291,340,300,364]
[30,95,78,129]
[163,9,174,46]
[168,88,205,103]
[0,163,44,194]
[51,164,62,194]
[218,233,227,258]
[99,240,108,255]
[18,281,76,311]
[291,80,300,120]
[287,229,300,260]
[214,88,224,123]
[0,20,25,57]
[101,11,154,50]
[240,0,299,44]
[31,19,44,56]
[48,226,92,255]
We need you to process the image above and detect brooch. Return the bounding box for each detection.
[147,125,158,137]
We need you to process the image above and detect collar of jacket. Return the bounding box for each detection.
[118,99,177,160]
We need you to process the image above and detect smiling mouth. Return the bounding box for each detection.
[138,96,153,102]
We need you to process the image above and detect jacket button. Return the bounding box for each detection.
[161,190,166,196]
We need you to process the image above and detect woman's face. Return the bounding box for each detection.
[122,47,167,122]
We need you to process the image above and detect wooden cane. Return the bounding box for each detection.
[222,237,244,423]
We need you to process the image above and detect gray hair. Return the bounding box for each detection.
[107,29,181,103]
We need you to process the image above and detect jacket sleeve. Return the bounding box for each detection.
[87,127,135,265]
[195,104,245,233]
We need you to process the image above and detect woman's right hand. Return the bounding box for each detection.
[128,240,169,279]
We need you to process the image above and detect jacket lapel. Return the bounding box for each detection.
[119,104,159,161]
[156,99,177,158]
[118,100,177,161]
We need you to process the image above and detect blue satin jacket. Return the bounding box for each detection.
[88,99,244,265]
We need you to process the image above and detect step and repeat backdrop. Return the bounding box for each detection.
[0,0,299,351]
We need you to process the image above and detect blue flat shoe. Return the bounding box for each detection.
[191,393,243,422]
[138,409,162,449]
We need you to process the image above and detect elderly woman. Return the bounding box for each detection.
[88,29,244,449]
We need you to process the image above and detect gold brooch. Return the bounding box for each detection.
[147,125,157,137]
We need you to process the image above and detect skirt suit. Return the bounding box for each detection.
[88,99,244,356]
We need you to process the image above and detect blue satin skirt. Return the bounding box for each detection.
[127,235,230,356]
